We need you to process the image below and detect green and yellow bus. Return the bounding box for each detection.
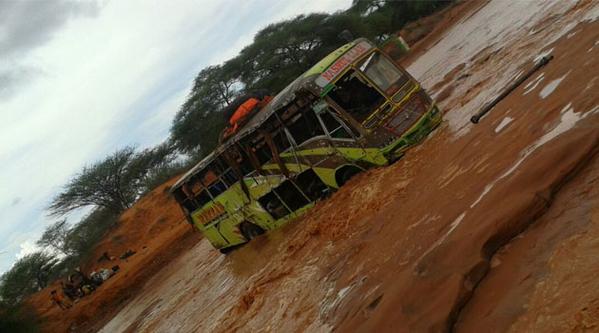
[170,38,442,252]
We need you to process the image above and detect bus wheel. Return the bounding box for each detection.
[336,166,362,187]
[219,247,235,254]
[239,222,265,241]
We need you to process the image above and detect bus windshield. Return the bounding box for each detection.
[328,70,385,122]
[358,51,405,96]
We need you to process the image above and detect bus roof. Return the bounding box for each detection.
[170,38,373,193]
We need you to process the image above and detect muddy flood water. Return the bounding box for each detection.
[101,0,599,332]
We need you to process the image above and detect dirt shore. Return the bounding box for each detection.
[26,179,201,333]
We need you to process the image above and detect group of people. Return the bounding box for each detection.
[50,266,119,310]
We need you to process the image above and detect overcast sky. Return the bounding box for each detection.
[0,0,351,273]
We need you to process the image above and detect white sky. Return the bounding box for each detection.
[0,0,351,273]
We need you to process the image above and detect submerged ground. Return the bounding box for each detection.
[31,0,599,331]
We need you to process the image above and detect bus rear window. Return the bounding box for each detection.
[329,70,385,123]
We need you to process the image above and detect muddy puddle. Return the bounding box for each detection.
[101,0,599,332]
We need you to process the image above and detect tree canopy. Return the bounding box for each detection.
[0,252,58,305]
[36,219,69,256]
[48,144,176,216]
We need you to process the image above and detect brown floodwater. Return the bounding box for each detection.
[101,1,599,332]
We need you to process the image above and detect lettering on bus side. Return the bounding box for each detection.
[316,41,372,88]
[196,202,226,225]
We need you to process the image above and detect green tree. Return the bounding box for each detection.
[233,13,374,92]
[48,144,176,216]
[36,220,69,256]
[0,252,58,305]
[170,64,239,155]
[61,208,118,260]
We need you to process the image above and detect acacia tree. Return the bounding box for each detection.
[36,219,69,256]
[0,252,58,304]
[48,144,175,216]
[170,65,240,155]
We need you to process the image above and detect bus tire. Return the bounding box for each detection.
[239,222,265,241]
[219,247,235,254]
[336,165,362,187]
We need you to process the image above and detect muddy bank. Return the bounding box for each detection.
[100,1,599,332]
[26,178,200,333]
[455,144,599,332]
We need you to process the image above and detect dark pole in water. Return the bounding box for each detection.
[470,55,553,124]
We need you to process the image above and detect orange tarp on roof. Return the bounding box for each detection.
[229,98,259,126]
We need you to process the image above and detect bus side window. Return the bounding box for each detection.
[222,168,237,185]
[273,130,291,152]
[258,180,310,219]
[208,180,227,198]
[174,188,198,212]
[286,111,324,145]
[214,157,237,186]
[319,110,352,139]
[295,169,328,201]
[254,140,273,164]
[229,147,253,175]
[195,189,211,207]
[275,180,309,212]
[258,192,289,220]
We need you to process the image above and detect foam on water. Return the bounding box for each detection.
[470,184,494,208]
[523,73,545,95]
[495,117,514,133]
[539,72,569,99]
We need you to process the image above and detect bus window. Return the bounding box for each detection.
[295,169,328,201]
[253,140,273,164]
[286,110,324,145]
[173,188,198,212]
[319,110,353,139]
[195,189,211,207]
[213,157,237,186]
[208,180,227,198]
[275,180,310,211]
[273,130,291,152]
[358,51,407,96]
[222,168,237,185]
[258,179,310,219]
[228,147,254,175]
[258,192,289,219]
[328,70,386,122]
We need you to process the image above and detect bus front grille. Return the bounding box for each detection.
[384,92,428,136]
